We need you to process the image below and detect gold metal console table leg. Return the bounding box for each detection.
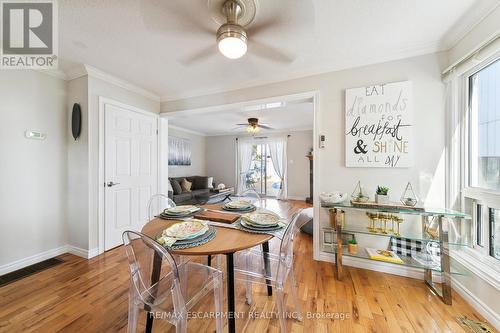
[330,208,343,280]
[423,215,452,305]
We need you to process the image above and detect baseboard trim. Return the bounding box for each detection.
[1,245,101,275]
[286,196,307,201]
[0,246,68,276]
[66,245,99,259]
[451,277,500,331]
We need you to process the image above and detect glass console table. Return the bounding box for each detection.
[321,202,471,305]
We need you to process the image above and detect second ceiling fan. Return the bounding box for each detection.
[236,117,274,134]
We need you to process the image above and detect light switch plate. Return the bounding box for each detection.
[25,130,46,140]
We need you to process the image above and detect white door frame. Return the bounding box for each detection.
[98,96,161,255]
[160,90,322,260]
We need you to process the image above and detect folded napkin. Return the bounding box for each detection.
[157,235,177,247]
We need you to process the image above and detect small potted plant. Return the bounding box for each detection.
[375,186,389,204]
[347,238,358,254]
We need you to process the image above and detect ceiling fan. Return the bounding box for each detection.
[179,0,295,64]
[235,117,274,134]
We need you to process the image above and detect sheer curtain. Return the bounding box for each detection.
[268,136,287,199]
[236,139,253,195]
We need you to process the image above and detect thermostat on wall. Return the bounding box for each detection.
[25,130,46,140]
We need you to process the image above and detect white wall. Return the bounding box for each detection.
[167,127,207,178]
[163,53,447,209]
[287,130,313,199]
[67,76,89,250]
[205,130,313,198]
[0,71,67,268]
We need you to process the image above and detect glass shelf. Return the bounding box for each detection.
[322,243,466,275]
[324,225,470,247]
[322,202,471,219]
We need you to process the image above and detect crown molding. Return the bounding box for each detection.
[65,64,160,102]
[441,2,500,51]
[35,69,67,80]
[168,124,207,136]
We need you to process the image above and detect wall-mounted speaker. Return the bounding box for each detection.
[71,103,82,140]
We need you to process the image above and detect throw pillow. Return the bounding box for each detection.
[170,179,182,195]
[207,177,214,189]
[192,176,208,190]
[167,179,173,193]
[181,178,192,192]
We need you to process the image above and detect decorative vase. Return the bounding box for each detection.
[348,243,358,254]
[375,194,389,204]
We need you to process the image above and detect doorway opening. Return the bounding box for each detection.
[247,143,281,197]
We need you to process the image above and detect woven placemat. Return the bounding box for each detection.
[233,220,287,239]
[158,226,217,250]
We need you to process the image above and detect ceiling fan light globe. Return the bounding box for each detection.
[218,36,247,59]
[246,125,260,134]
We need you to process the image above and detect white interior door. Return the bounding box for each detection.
[104,102,158,251]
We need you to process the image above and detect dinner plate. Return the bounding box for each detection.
[241,219,279,229]
[159,212,195,220]
[164,205,201,215]
[224,200,252,209]
[164,220,208,240]
[156,226,216,248]
[240,220,283,232]
[167,205,198,212]
[222,205,256,212]
[242,212,281,226]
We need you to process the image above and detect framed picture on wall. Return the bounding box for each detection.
[168,136,192,166]
[345,80,413,168]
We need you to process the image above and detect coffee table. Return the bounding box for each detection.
[195,187,234,204]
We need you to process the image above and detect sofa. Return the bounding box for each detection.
[168,176,215,205]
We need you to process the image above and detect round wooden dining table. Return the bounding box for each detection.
[141,217,274,333]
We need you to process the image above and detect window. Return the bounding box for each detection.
[476,204,484,246]
[490,208,500,260]
[468,58,500,191]
[464,56,500,262]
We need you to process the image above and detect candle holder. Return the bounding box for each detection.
[394,216,404,236]
[366,212,376,232]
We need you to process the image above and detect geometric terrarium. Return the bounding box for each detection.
[400,182,418,206]
[351,181,369,202]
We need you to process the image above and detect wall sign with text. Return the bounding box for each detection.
[345,81,412,168]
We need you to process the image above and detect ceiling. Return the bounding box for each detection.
[58,0,500,101]
[168,99,313,136]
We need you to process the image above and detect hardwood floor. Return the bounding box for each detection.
[0,199,490,332]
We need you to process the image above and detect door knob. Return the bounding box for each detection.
[107,181,120,187]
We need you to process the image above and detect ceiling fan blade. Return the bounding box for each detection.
[180,45,218,65]
[236,123,249,126]
[249,40,295,63]
[259,124,274,130]
[246,17,284,36]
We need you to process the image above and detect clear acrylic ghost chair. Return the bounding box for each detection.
[147,193,176,222]
[233,210,306,332]
[122,231,224,333]
[147,194,191,264]
[235,188,263,207]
